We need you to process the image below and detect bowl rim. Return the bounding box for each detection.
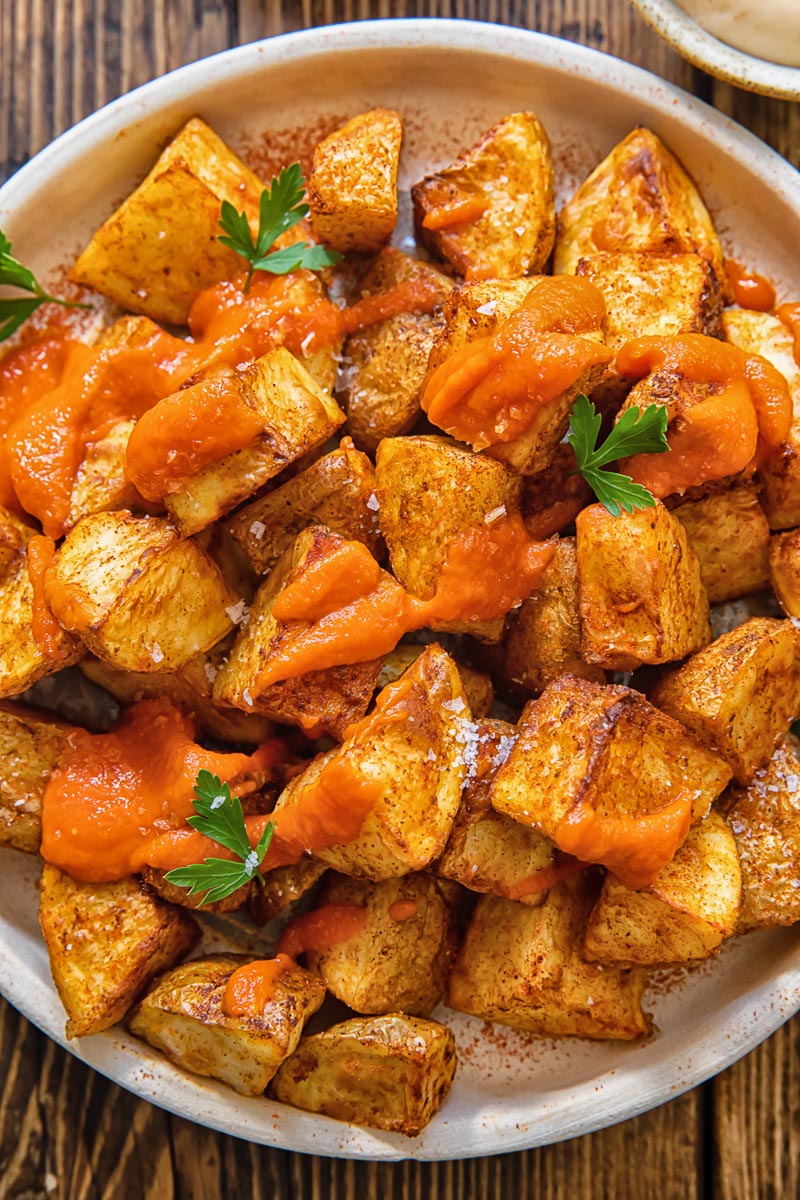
[2,16,800,1161]
[631,0,800,100]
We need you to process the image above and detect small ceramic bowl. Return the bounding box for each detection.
[632,0,800,99]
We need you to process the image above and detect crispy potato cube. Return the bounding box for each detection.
[412,112,555,280]
[66,420,140,530]
[724,309,800,529]
[447,878,650,1039]
[213,527,383,738]
[226,440,381,575]
[576,500,710,670]
[725,738,800,930]
[377,645,494,718]
[0,702,73,853]
[672,485,770,603]
[129,954,325,1096]
[270,1014,456,1136]
[555,127,727,294]
[492,676,732,864]
[71,118,266,324]
[0,506,33,582]
[46,511,236,673]
[308,109,402,253]
[341,249,452,452]
[304,874,459,1016]
[248,858,327,925]
[584,812,741,966]
[503,537,606,694]
[270,644,467,878]
[521,443,594,540]
[652,617,800,784]
[39,865,200,1039]
[770,528,800,618]
[164,348,345,535]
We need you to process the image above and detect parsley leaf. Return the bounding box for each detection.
[163,769,274,906]
[218,163,342,293]
[567,393,669,518]
[0,229,91,342]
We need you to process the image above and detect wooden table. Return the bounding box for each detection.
[1,3,798,1197]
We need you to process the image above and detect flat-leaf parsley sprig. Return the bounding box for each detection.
[567,392,669,517]
[218,162,341,293]
[164,769,274,905]
[0,231,91,343]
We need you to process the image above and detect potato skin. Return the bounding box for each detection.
[769,528,800,618]
[651,617,800,785]
[129,954,325,1096]
[377,644,494,719]
[66,419,141,530]
[39,865,200,1039]
[584,811,742,967]
[270,1014,457,1136]
[412,112,556,280]
[0,702,74,853]
[308,109,402,253]
[673,485,770,604]
[447,878,651,1039]
[248,858,328,925]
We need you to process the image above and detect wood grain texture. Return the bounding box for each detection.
[0,2,797,1197]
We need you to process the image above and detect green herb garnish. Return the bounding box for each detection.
[218,162,341,293]
[164,769,273,905]
[567,392,670,517]
[0,231,91,343]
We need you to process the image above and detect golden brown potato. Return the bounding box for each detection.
[412,112,555,280]
[503,537,606,694]
[724,309,800,529]
[725,737,800,930]
[39,865,200,1039]
[340,249,453,452]
[163,348,345,536]
[304,874,459,1016]
[584,811,742,967]
[491,675,733,876]
[270,1014,457,1136]
[248,858,328,925]
[71,118,265,324]
[213,526,384,738]
[129,954,325,1096]
[447,878,651,1039]
[520,443,594,541]
[0,702,73,853]
[45,511,236,673]
[226,440,381,575]
[651,617,800,785]
[270,644,467,879]
[0,506,32,582]
[555,127,727,295]
[66,420,141,530]
[377,645,494,718]
[576,500,711,670]
[308,109,402,253]
[770,528,800,618]
[672,485,771,604]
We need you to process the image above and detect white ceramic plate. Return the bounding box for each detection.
[631,0,800,100]
[2,18,800,1163]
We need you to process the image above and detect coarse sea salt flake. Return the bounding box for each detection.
[204,662,218,684]
[484,504,506,525]
[151,642,164,663]
[226,599,249,625]
[249,520,266,540]
[243,688,253,708]
[366,493,380,512]
[476,300,497,316]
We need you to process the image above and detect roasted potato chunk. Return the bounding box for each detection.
[425,278,543,376]
[164,348,345,535]
[725,737,800,930]
[377,644,494,718]
[503,537,606,694]
[66,420,140,530]
[248,858,328,925]
[45,511,236,673]
[0,702,73,853]
[770,528,800,618]
[71,118,265,324]
[584,811,742,967]
[576,500,710,670]
[672,484,770,603]
[652,617,800,785]
[340,249,452,452]
[0,506,32,582]
[724,309,800,529]
[521,443,594,540]
[412,111,555,280]
[213,526,384,738]
[308,108,402,253]
[492,675,732,879]
[555,127,727,294]
[271,644,467,878]
[270,1014,456,1136]
[129,954,325,1096]
[447,878,651,1039]
[226,440,381,575]
[39,865,200,1039]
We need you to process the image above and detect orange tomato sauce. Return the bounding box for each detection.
[421,277,613,448]
[26,534,68,660]
[422,196,488,231]
[277,904,368,958]
[778,302,800,368]
[387,898,418,921]
[223,954,295,1016]
[725,260,776,312]
[503,857,589,901]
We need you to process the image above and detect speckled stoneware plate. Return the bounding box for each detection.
[2,18,800,1163]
